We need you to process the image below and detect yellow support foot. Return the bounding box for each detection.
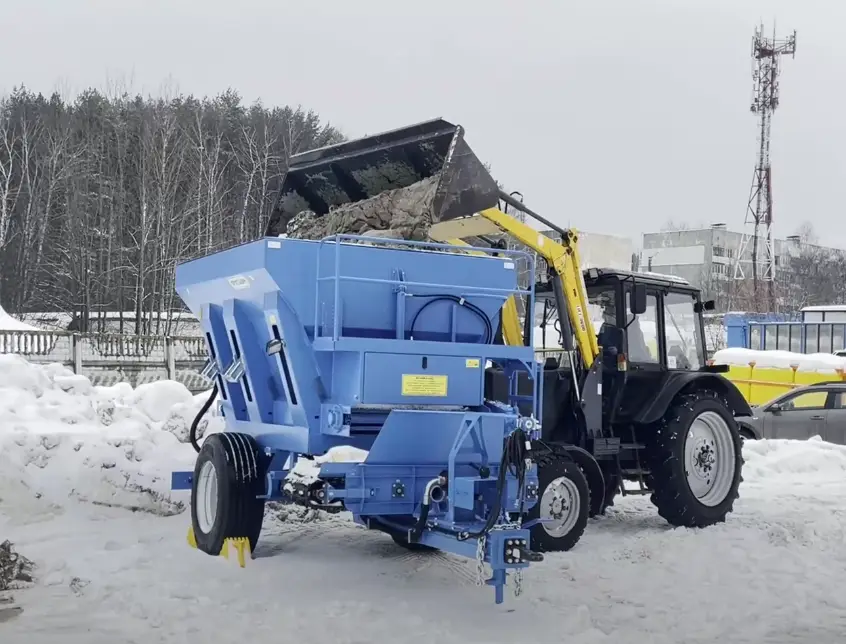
[186,526,251,568]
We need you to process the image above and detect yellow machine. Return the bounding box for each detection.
[429,206,598,366]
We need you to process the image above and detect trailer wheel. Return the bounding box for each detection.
[191,433,266,557]
[646,390,743,528]
[526,457,590,553]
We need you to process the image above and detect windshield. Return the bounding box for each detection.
[532,287,616,350]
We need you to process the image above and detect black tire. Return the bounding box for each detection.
[191,433,266,556]
[526,457,590,553]
[646,389,743,528]
[599,471,620,514]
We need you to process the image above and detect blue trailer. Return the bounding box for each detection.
[170,119,596,604]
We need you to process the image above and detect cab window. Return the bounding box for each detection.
[663,292,705,370]
[625,290,659,364]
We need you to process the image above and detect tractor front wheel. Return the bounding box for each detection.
[646,390,743,528]
[191,433,267,556]
[526,457,590,553]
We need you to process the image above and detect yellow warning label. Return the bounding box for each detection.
[402,374,448,397]
[465,358,481,368]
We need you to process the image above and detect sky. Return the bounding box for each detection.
[1,0,843,249]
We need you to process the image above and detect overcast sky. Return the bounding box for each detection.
[2,0,842,248]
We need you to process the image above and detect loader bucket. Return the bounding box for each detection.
[265,118,501,236]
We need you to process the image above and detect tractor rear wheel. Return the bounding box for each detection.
[526,456,590,553]
[646,390,743,528]
[191,433,267,556]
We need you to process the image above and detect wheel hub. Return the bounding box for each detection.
[684,410,737,507]
[540,476,580,537]
[196,460,219,535]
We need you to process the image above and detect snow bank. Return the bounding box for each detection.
[713,347,846,373]
[0,355,221,516]
[0,355,370,519]
[742,436,846,485]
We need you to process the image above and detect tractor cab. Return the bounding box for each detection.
[529,267,718,435]
[536,268,710,370]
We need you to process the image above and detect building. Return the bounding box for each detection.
[536,230,635,274]
[640,225,843,294]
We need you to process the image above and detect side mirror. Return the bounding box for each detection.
[768,402,782,414]
[694,299,716,313]
[630,283,647,316]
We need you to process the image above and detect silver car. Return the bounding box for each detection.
[738,382,846,443]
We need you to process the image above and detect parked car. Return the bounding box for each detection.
[738,382,846,444]
[834,349,846,358]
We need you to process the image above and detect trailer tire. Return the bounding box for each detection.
[646,390,743,528]
[191,433,266,557]
[526,457,590,553]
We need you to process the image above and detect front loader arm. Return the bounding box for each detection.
[473,208,599,369]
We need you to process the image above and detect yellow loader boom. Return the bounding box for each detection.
[429,203,600,370]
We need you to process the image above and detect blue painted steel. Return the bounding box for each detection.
[171,471,193,490]
[173,234,543,603]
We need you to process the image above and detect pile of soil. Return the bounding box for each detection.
[285,177,438,241]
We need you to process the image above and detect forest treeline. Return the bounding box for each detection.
[0,86,344,334]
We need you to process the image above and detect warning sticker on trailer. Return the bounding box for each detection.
[465,358,480,368]
[402,374,448,397]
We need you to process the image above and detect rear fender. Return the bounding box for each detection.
[633,372,753,425]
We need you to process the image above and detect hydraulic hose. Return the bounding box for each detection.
[409,295,493,344]
[189,384,219,453]
[410,476,447,542]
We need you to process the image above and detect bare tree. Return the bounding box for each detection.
[0,86,344,334]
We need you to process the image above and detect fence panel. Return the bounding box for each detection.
[0,329,211,393]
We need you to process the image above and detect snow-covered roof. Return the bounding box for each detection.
[801,305,846,312]
[637,271,690,285]
[0,305,40,332]
[712,347,846,373]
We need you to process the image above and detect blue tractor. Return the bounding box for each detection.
[170,120,595,603]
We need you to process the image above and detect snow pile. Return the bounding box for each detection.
[713,347,846,373]
[742,436,846,486]
[287,177,438,241]
[0,355,221,516]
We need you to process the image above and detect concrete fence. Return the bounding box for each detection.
[0,329,211,393]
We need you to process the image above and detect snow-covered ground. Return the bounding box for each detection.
[3,356,846,643]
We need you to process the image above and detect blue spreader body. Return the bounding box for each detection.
[171,234,543,604]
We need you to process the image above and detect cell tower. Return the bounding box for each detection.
[732,24,796,312]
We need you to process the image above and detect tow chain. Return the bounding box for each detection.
[475,535,486,586]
